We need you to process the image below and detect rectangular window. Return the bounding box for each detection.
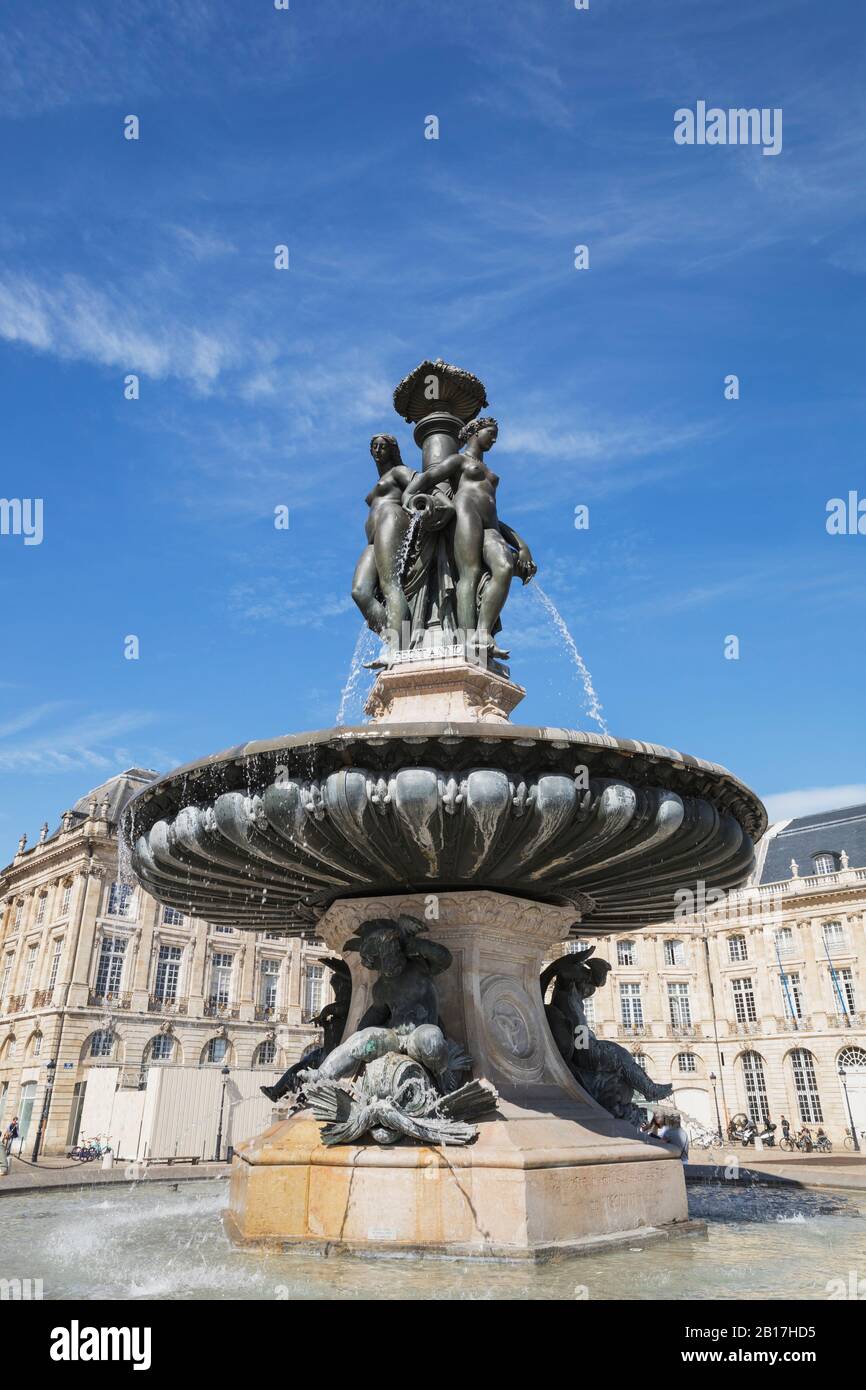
[23,943,38,992]
[617,940,636,967]
[13,902,23,930]
[732,977,757,1024]
[677,1052,697,1074]
[582,995,596,1027]
[822,921,846,955]
[1,953,13,1003]
[107,882,135,918]
[47,937,63,990]
[95,935,126,997]
[774,926,794,958]
[154,945,183,1004]
[728,935,748,962]
[260,959,280,1010]
[35,897,47,926]
[210,952,233,1005]
[213,925,234,934]
[664,939,684,966]
[779,970,804,1020]
[619,981,643,1029]
[668,981,692,1028]
[162,906,184,926]
[742,1052,770,1125]
[831,967,856,1015]
[303,965,325,1019]
[60,884,72,917]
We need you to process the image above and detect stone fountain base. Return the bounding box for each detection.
[227,891,690,1259]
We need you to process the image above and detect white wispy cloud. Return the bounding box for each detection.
[763,785,866,823]
[0,272,240,389]
[0,707,157,773]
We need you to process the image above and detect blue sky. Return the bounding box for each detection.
[1,0,864,856]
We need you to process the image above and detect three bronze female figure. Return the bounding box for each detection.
[352,417,536,662]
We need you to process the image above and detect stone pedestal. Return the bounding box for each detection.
[227,891,689,1259]
[365,656,525,724]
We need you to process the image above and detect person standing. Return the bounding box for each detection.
[2,1115,19,1160]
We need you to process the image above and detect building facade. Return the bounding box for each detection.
[570,803,866,1140]
[0,770,328,1156]
[3,773,866,1155]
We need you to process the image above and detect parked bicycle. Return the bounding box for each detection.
[843,1128,866,1151]
[690,1128,724,1150]
[780,1127,814,1153]
[67,1134,112,1162]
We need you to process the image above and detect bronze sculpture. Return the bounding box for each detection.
[542,945,673,1128]
[259,956,351,1104]
[298,915,498,1146]
[350,361,536,663]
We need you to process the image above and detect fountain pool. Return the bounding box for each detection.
[2,1180,862,1301]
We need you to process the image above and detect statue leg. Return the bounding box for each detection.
[351,545,386,633]
[373,509,411,637]
[453,505,484,633]
[306,1026,400,1082]
[477,530,515,642]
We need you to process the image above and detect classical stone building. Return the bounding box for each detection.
[572,802,866,1141]
[0,770,327,1156]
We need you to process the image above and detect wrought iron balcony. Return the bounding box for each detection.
[88,990,131,1009]
[204,998,239,1019]
[148,995,189,1016]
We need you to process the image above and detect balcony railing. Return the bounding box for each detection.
[616,1023,648,1039]
[6,995,26,1014]
[666,1023,698,1039]
[254,1006,287,1023]
[148,995,189,1016]
[33,989,54,1008]
[729,1018,763,1035]
[204,998,239,1019]
[88,990,131,1009]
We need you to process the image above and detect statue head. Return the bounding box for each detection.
[344,915,426,979]
[458,416,498,453]
[369,434,403,470]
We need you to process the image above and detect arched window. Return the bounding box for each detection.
[813,852,838,876]
[145,1034,174,1064]
[838,1046,866,1071]
[676,1052,697,1074]
[89,1029,114,1059]
[741,1051,770,1124]
[790,1048,823,1123]
[202,1037,229,1066]
[254,1040,277,1067]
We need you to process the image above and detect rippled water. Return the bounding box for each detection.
[1,1179,863,1301]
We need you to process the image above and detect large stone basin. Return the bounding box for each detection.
[123,720,765,936]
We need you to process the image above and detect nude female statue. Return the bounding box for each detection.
[351,434,415,638]
[402,417,536,656]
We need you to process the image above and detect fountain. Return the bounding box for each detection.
[122,358,766,1259]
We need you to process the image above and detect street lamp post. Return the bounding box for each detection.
[839,1066,861,1153]
[709,1071,723,1140]
[31,1058,56,1163]
[214,1064,231,1162]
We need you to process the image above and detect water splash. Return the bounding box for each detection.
[335,624,378,726]
[530,584,608,733]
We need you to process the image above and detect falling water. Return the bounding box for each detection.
[335,624,378,726]
[530,584,608,733]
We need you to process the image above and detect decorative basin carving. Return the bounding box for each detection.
[123,721,766,935]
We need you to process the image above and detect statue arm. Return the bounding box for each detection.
[402,453,462,502]
[405,936,453,974]
[499,521,537,583]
